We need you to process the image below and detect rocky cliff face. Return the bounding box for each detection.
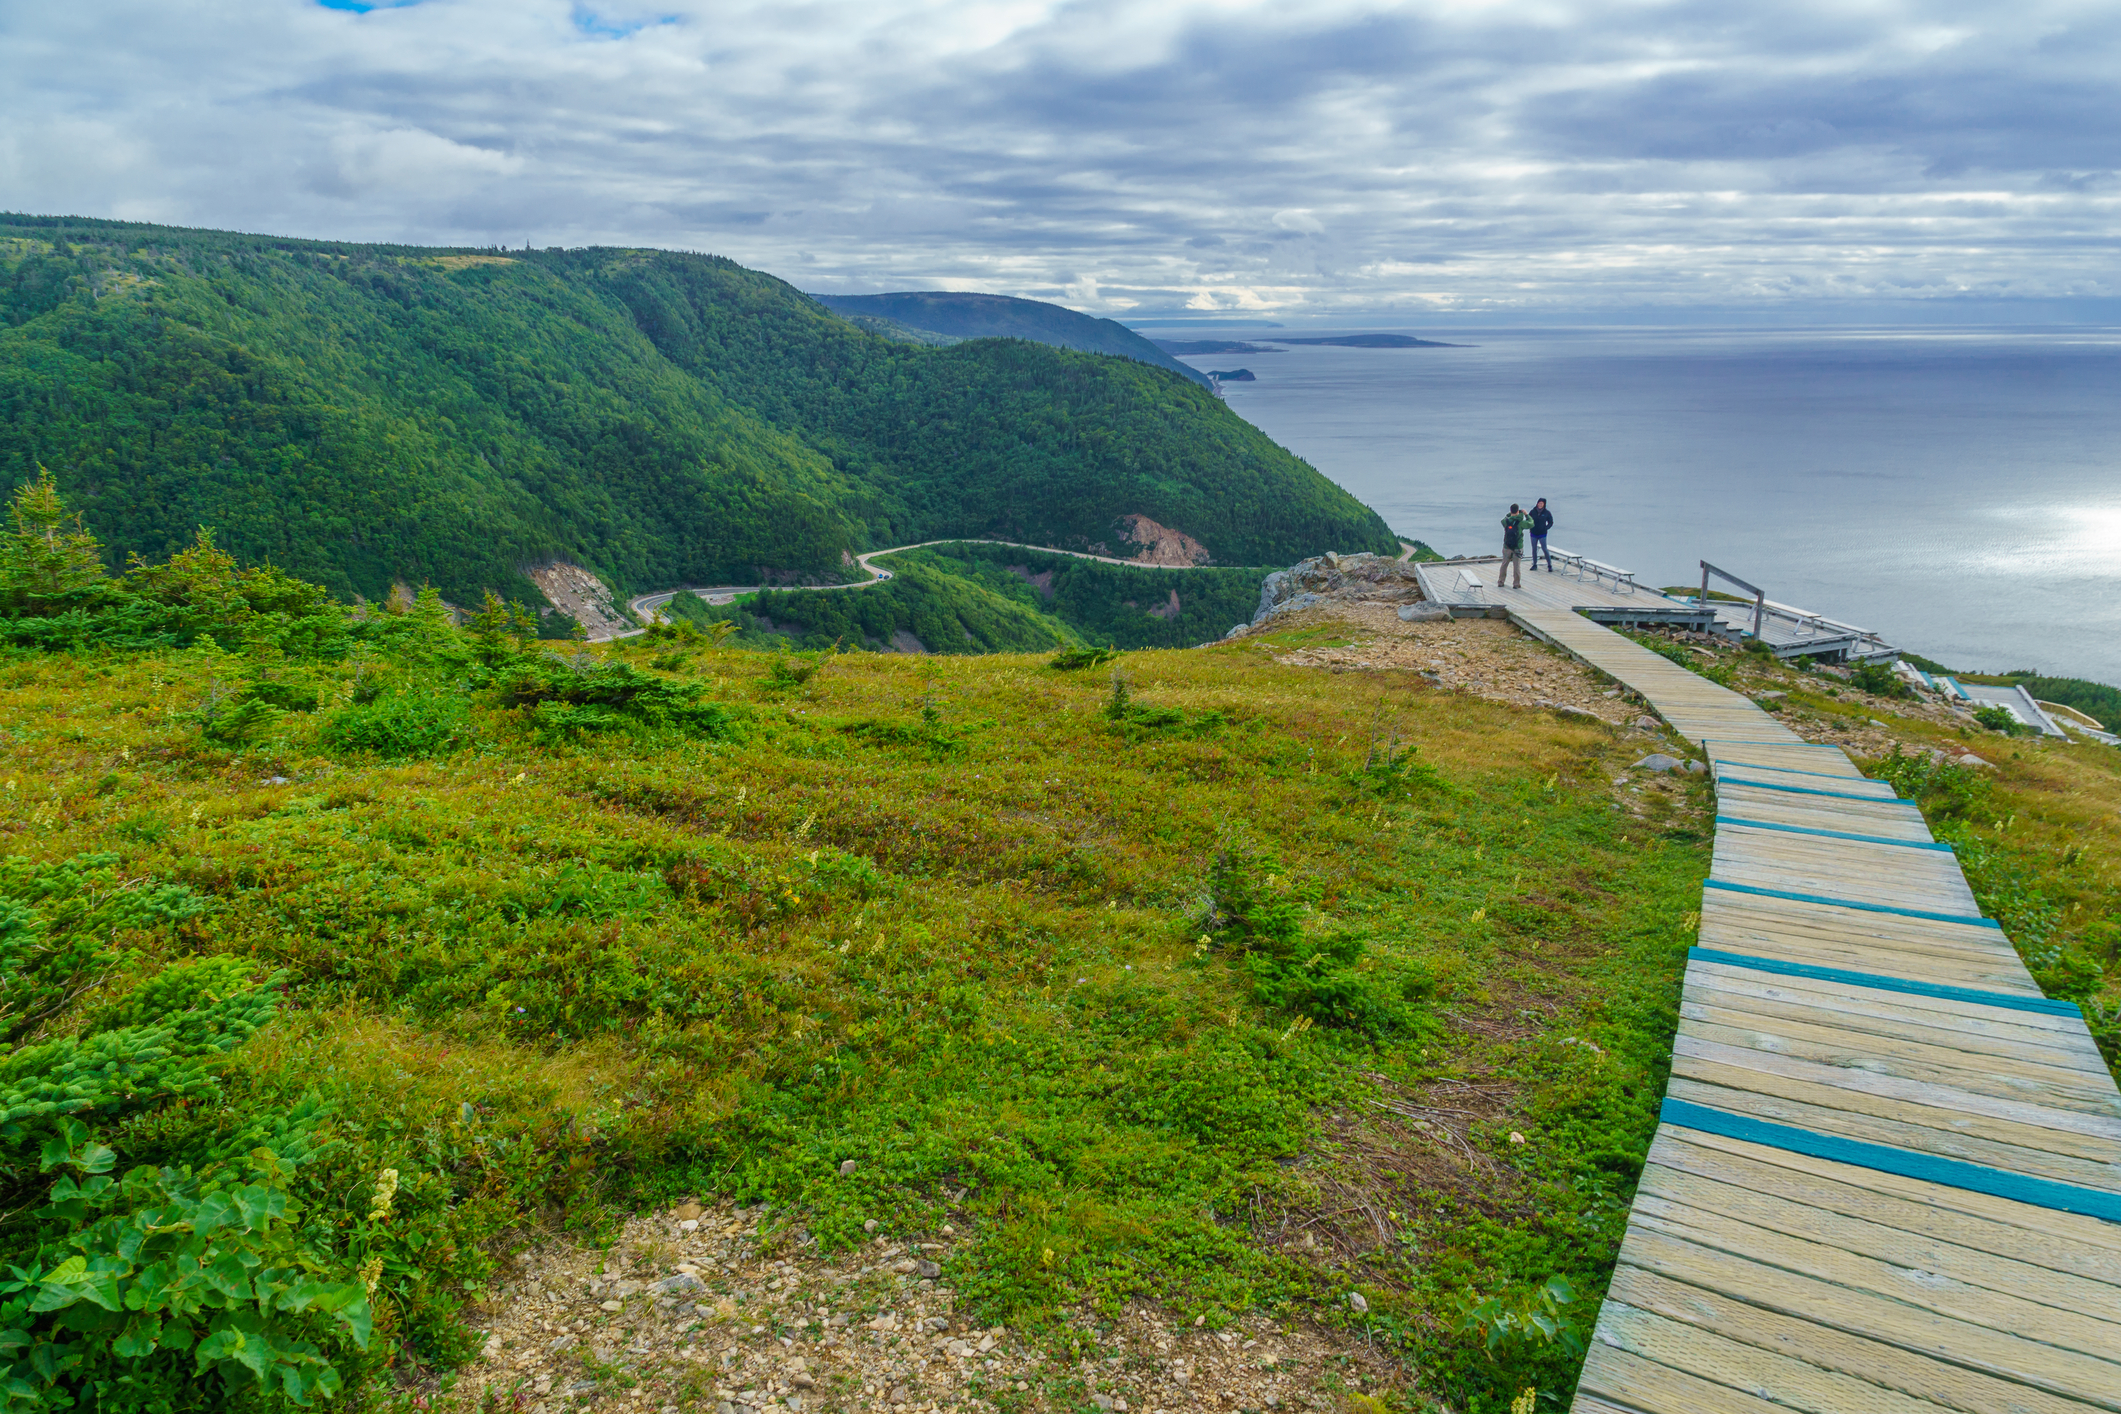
[1111,514,1213,565]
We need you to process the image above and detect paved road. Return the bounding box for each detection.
[611,538,1281,641]
[609,537,1425,641]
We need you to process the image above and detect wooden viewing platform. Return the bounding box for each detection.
[1447,587,2121,1411]
[1414,557,1897,663]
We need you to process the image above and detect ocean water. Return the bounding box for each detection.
[1176,328,2121,686]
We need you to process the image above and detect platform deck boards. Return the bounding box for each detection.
[1478,594,2121,1413]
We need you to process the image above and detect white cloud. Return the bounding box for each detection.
[3,0,2117,315]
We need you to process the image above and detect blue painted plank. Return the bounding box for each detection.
[1716,776,1920,807]
[1714,816,1950,851]
[1660,1098,2121,1222]
[1704,879,2001,929]
[1687,946,2077,1017]
[1709,758,1885,783]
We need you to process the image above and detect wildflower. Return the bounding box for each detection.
[368,1168,400,1222]
[357,1254,384,1295]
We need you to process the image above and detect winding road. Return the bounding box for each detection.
[609,537,1425,641]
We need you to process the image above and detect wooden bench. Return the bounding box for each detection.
[1578,557,1637,594]
[1455,568,1487,602]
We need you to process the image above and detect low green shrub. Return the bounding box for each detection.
[1972,704,2032,736]
[1848,660,1913,699]
[320,693,468,761]
[1050,646,1120,670]
[495,654,735,740]
[1201,847,1430,1034]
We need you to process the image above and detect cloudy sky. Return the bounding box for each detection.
[3,1,2115,319]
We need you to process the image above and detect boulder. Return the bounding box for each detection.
[1252,552,1424,626]
[1633,754,1685,773]
[1398,602,1450,622]
[1632,715,1663,731]
[652,1274,705,1296]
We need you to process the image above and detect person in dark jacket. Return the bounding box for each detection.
[1529,499,1554,571]
[1498,504,1531,588]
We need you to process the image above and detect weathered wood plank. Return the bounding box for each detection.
[1676,1005,2120,1099]
[1629,1199,2121,1362]
[1683,964,2095,1045]
[1619,1226,2121,1405]
[1654,1128,2121,1262]
[1681,973,2109,1066]
[1634,1165,2121,1321]
[1576,1342,1806,1414]
[1607,1263,2112,1414]
[1675,1035,2121,1143]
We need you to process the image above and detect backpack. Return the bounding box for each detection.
[1503,518,1522,551]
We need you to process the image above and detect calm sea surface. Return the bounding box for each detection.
[1176,327,2121,686]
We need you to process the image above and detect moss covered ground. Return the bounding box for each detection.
[3,609,1724,1411]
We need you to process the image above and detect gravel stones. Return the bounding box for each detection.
[456,1202,1403,1413]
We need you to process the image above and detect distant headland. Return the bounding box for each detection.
[1152,333,1465,355]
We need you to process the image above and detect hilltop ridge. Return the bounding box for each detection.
[0,214,1396,615]
[810,290,1213,387]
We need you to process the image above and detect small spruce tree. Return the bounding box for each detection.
[0,466,118,617]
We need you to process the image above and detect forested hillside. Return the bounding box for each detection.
[810,290,1212,387]
[671,544,1270,654]
[0,215,1396,612]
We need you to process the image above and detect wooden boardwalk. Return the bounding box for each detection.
[1471,591,2121,1412]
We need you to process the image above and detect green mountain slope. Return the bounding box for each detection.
[812,290,1214,388]
[674,543,1269,653]
[0,216,1397,611]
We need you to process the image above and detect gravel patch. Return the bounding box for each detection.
[438,1204,1402,1414]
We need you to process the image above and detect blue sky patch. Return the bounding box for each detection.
[571,6,671,40]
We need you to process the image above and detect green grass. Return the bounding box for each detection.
[1,605,1711,1410]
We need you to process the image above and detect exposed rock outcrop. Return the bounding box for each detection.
[524,560,632,639]
[1238,551,1425,633]
[1112,515,1212,566]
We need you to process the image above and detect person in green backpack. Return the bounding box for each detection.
[1498,504,1532,589]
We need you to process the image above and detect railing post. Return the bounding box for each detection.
[1754,591,1766,641]
[1700,561,1710,610]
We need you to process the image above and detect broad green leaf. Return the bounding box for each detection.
[230,1184,284,1230]
[41,1258,86,1286]
[193,1326,245,1364]
[193,1192,238,1236]
[29,1285,82,1314]
[111,1314,162,1358]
